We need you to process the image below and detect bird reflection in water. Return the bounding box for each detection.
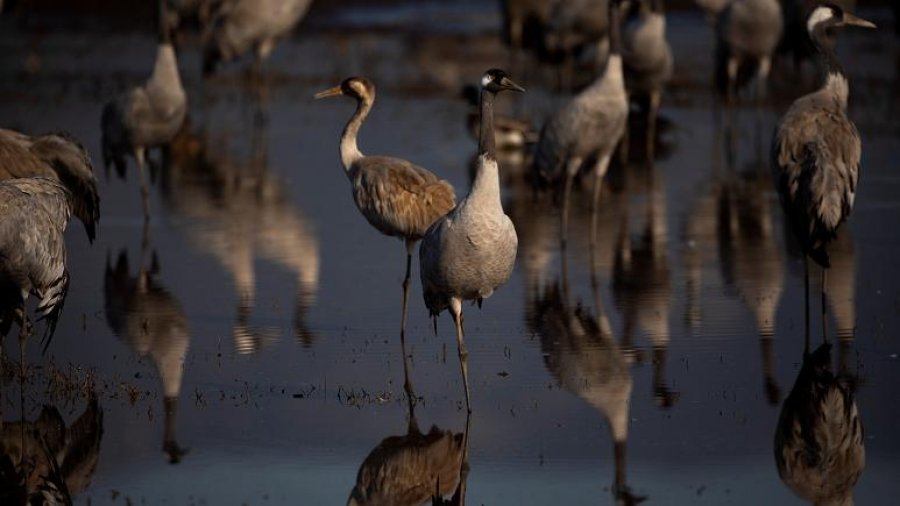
[716,158,785,405]
[162,115,319,353]
[0,397,103,504]
[528,271,644,504]
[612,163,678,409]
[347,380,468,506]
[774,340,864,505]
[104,240,189,464]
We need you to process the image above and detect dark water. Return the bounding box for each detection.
[1,3,900,505]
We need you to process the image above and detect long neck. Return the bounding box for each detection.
[478,89,496,159]
[471,89,501,205]
[609,0,621,55]
[813,28,848,107]
[340,97,370,171]
[149,44,184,94]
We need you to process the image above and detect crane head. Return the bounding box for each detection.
[480,68,525,94]
[807,4,876,36]
[313,76,375,102]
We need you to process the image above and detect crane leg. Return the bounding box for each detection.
[449,298,471,414]
[821,267,828,344]
[803,255,810,355]
[727,56,738,107]
[647,90,661,163]
[560,172,575,251]
[757,56,771,106]
[589,154,611,252]
[17,311,31,381]
[760,334,781,405]
[136,148,151,223]
[400,240,416,411]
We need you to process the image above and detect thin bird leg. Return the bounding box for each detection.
[757,56,771,107]
[560,170,576,251]
[726,56,738,107]
[821,267,828,345]
[17,310,31,381]
[589,154,611,252]
[449,298,471,414]
[136,148,151,222]
[647,90,661,162]
[457,412,471,506]
[760,334,781,405]
[803,255,810,355]
[400,239,417,413]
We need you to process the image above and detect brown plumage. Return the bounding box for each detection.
[0,128,99,243]
[315,76,456,343]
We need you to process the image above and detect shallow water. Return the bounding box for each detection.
[1,3,900,505]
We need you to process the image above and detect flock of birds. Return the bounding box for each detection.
[0,0,886,504]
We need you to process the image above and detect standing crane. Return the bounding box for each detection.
[0,128,99,243]
[622,0,673,161]
[419,69,524,413]
[715,0,783,102]
[0,178,74,358]
[101,0,187,221]
[771,4,874,347]
[533,0,627,249]
[202,0,313,76]
[314,76,456,370]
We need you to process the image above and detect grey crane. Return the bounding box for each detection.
[101,0,186,221]
[0,128,99,243]
[419,69,523,413]
[781,0,856,67]
[771,4,874,347]
[0,397,103,505]
[0,178,73,358]
[202,0,313,76]
[500,0,555,58]
[533,0,627,249]
[715,0,783,102]
[104,247,190,464]
[545,0,610,87]
[622,0,673,160]
[315,76,456,354]
[774,342,864,506]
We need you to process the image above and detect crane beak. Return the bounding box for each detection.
[314,85,343,99]
[843,13,876,29]
[500,76,525,93]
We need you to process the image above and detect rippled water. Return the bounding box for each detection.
[1,3,900,505]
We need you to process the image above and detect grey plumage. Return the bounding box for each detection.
[533,0,627,246]
[0,178,72,353]
[774,343,865,506]
[622,0,672,159]
[420,69,523,412]
[202,0,313,75]
[715,0,783,99]
[101,0,186,219]
[0,128,99,242]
